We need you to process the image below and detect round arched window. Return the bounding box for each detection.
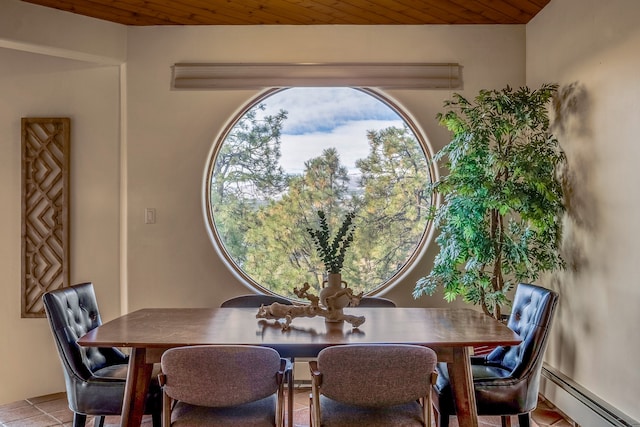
[205,88,434,299]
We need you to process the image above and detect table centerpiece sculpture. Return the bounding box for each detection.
[256,282,365,330]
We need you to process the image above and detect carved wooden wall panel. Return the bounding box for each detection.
[21,118,70,318]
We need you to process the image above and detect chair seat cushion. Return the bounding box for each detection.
[434,361,532,416]
[91,363,161,387]
[91,363,129,380]
[435,361,512,390]
[319,395,424,426]
[171,395,277,427]
[77,364,162,416]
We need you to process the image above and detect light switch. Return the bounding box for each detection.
[145,208,156,224]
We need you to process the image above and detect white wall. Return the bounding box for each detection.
[0,0,529,404]
[528,0,640,422]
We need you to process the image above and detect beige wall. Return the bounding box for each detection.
[123,24,526,311]
[0,47,123,402]
[528,0,640,421]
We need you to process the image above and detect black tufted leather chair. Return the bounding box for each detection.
[43,283,161,427]
[431,283,559,427]
[220,293,293,307]
[355,296,397,307]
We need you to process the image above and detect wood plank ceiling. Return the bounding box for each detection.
[20,0,551,26]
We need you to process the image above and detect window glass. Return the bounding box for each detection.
[206,87,433,299]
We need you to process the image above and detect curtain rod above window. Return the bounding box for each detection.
[171,62,461,90]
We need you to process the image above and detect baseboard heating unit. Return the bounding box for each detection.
[541,364,639,427]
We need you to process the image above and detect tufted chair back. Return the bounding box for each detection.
[355,296,397,307]
[485,283,559,379]
[432,283,559,427]
[43,283,161,427]
[220,294,292,307]
[44,282,126,382]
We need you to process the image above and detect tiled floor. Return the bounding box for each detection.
[0,387,574,427]
[289,385,575,427]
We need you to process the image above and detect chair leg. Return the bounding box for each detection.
[152,409,162,427]
[421,397,430,427]
[72,413,87,427]
[433,409,449,427]
[501,415,512,427]
[517,413,531,427]
[288,357,295,427]
[163,392,172,427]
[94,416,105,427]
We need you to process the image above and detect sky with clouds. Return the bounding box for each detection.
[254,88,406,174]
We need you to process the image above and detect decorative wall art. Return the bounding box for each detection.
[21,118,70,318]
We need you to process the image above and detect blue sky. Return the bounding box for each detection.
[255,88,405,173]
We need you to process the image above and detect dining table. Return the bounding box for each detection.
[78,306,521,427]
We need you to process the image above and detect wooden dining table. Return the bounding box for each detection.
[78,306,520,427]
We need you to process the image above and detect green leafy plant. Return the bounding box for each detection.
[413,84,566,319]
[307,210,356,274]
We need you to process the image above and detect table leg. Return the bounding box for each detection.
[287,370,293,427]
[121,347,153,427]
[287,357,294,427]
[447,346,479,427]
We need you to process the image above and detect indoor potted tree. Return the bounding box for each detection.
[413,84,566,319]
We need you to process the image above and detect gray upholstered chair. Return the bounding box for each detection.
[159,345,288,427]
[309,344,438,427]
[431,283,559,427]
[220,294,292,307]
[43,282,161,427]
[219,292,295,422]
[355,296,397,307]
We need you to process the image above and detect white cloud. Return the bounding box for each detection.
[258,87,400,135]
[246,87,411,173]
[280,119,403,174]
